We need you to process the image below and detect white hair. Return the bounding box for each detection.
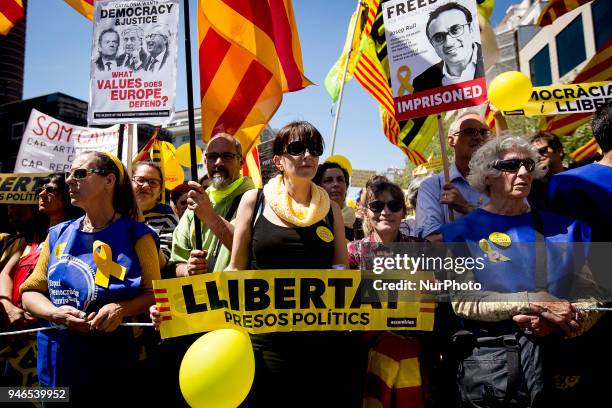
[467,133,546,194]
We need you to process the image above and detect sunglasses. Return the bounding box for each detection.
[205,152,240,161]
[536,146,550,156]
[490,158,536,173]
[285,140,324,157]
[66,168,109,180]
[453,128,492,138]
[367,199,404,213]
[132,176,162,189]
[36,185,59,195]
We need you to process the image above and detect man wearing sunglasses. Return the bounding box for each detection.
[415,112,489,241]
[168,133,255,277]
[528,133,566,210]
[412,2,484,94]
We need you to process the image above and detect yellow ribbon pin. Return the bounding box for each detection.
[479,238,510,263]
[397,65,414,96]
[93,240,126,288]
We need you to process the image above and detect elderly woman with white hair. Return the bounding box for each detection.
[440,135,601,407]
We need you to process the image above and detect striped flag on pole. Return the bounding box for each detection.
[64,0,95,21]
[197,0,311,156]
[349,0,435,165]
[541,36,612,136]
[0,0,24,36]
[570,137,599,162]
[537,0,592,27]
[484,103,495,131]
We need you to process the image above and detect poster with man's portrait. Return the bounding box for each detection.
[382,0,487,120]
[88,0,179,125]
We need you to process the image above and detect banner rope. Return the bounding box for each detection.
[0,322,154,337]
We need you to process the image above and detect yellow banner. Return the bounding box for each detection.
[153,269,436,339]
[502,81,612,117]
[0,173,50,204]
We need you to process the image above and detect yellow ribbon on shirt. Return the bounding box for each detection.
[93,240,126,288]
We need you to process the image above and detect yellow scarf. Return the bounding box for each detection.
[263,174,330,227]
[206,177,245,205]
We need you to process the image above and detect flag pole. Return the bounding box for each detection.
[117,123,125,161]
[437,114,454,222]
[330,0,362,155]
[183,0,203,250]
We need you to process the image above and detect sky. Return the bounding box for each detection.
[22,0,517,175]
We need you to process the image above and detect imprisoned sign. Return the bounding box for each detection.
[153,269,436,339]
[502,81,612,117]
[13,109,133,173]
[383,0,487,120]
[89,0,179,125]
[0,173,49,204]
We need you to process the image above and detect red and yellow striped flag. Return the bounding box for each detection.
[64,0,95,21]
[537,0,591,27]
[350,0,435,166]
[0,0,24,36]
[484,103,495,131]
[541,36,612,136]
[570,137,599,162]
[242,145,263,188]
[198,0,311,156]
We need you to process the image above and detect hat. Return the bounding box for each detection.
[171,183,190,203]
[325,155,352,177]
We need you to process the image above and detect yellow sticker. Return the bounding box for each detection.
[489,232,511,247]
[316,226,334,243]
[54,242,66,258]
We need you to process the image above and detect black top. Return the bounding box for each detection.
[250,209,335,270]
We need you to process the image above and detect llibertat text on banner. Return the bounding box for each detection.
[153,269,436,339]
[88,0,179,125]
[14,109,135,173]
[0,173,50,204]
[382,0,487,120]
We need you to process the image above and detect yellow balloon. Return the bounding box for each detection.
[488,71,533,111]
[176,143,203,167]
[163,157,185,190]
[180,329,255,408]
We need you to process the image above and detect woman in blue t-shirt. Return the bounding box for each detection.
[21,151,160,404]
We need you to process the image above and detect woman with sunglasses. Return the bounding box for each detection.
[132,161,178,274]
[227,121,361,406]
[441,136,601,407]
[20,151,160,405]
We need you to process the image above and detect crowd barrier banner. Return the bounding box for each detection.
[88,0,179,125]
[0,173,50,204]
[153,269,436,339]
[382,0,488,120]
[502,81,612,116]
[13,109,129,173]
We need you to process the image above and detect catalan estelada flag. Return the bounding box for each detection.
[0,0,24,36]
[198,0,311,156]
[332,0,436,165]
[64,0,95,21]
[537,0,591,26]
[570,137,599,162]
[242,145,263,188]
[541,36,612,136]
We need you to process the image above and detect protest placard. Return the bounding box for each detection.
[14,109,132,173]
[88,0,179,125]
[502,81,612,116]
[0,173,49,204]
[383,0,487,120]
[351,169,377,188]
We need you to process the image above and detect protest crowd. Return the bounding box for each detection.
[1,0,612,407]
[0,102,610,407]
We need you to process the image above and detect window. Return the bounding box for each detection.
[11,122,24,140]
[529,46,552,86]
[555,16,586,77]
[592,0,612,51]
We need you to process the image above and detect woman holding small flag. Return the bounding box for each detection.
[20,151,160,405]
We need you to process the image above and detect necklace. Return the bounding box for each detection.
[82,211,116,232]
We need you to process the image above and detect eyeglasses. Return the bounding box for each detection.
[285,140,324,157]
[205,152,240,161]
[367,199,404,213]
[429,23,469,45]
[36,185,58,195]
[536,146,551,156]
[453,128,492,138]
[490,158,536,173]
[132,176,162,189]
[66,168,109,180]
